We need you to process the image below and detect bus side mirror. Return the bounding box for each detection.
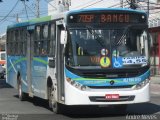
[49,59,55,68]
[60,30,67,44]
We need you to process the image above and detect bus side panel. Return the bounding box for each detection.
[31,56,48,99]
[6,56,28,93]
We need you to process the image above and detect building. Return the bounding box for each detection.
[0,33,6,51]
[146,0,160,75]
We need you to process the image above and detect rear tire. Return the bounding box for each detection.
[52,102,63,114]
[48,86,62,114]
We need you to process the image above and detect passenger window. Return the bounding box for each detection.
[36,26,41,40]
[50,23,56,56]
[42,25,48,39]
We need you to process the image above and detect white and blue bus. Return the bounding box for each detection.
[6,8,150,113]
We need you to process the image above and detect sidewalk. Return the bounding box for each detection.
[150,75,160,95]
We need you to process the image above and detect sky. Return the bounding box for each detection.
[0,0,48,35]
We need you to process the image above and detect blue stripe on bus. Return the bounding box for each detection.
[7,56,48,93]
[65,67,150,86]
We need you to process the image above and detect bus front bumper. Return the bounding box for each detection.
[65,81,150,105]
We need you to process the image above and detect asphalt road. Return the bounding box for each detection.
[0,79,160,120]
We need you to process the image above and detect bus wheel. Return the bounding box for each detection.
[48,86,62,114]
[18,76,26,101]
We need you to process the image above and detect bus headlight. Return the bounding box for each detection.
[133,79,149,90]
[66,77,88,91]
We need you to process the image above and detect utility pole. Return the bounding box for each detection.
[61,0,70,11]
[147,0,149,17]
[35,0,40,18]
[64,0,71,11]
[16,13,19,23]
[120,0,123,8]
[130,0,137,9]
[130,0,135,9]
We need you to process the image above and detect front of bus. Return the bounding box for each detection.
[64,9,150,105]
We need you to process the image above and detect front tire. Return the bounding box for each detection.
[48,86,62,114]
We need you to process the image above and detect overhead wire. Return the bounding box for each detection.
[22,0,29,20]
[0,0,48,24]
[24,2,37,17]
[43,0,57,10]
[138,1,160,22]
[81,0,104,9]
[143,1,160,6]
[71,0,96,9]
[110,1,129,8]
[0,0,19,24]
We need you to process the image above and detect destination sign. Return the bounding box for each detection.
[78,14,130,23]
[67,12,147,24]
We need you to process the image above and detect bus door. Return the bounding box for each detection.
[56,20,65,102]
[26,26,34,97]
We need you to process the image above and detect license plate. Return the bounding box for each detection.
[105,94,119,100]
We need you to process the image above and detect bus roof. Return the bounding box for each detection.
[67,8,147,15]
[7,16,52,30]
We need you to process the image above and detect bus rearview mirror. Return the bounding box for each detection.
[60,30,67,44]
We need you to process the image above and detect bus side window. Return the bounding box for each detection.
[20,29,23,55]
[17,29,21,55]
[13,30,17,54]
[11,30,15,54]
[7,31,10,55]
[50,23,56,56]
[41,24,49,55]
[23,29,27,55]
[34,26,41,55]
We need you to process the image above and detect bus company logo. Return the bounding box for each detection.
[110,80,115,85]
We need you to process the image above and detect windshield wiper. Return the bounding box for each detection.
[116,25,132,46]
[114,25,132,57]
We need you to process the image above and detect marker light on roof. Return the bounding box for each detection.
[70,16,73,19]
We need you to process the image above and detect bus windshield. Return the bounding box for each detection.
[66,26,149,69]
